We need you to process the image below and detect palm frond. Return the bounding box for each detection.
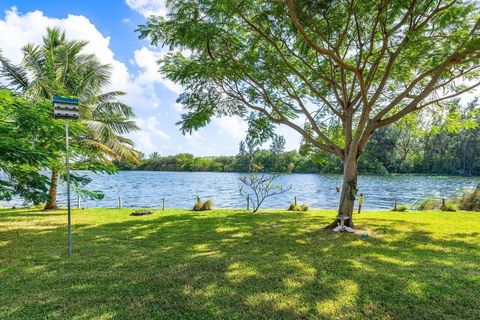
[94,101,136,118]
[83,119,140,163]
[43,27,66,49]
[22,43,45,79]
[85,91,126,105]
[80,139,119,161]
[0,51,29,91]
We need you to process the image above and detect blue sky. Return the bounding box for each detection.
[0,1,301,156]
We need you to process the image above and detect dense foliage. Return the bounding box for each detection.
[0,89,109,204]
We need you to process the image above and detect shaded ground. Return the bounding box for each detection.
[0,208,479,319]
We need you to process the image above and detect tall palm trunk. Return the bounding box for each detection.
[44,169,59,210]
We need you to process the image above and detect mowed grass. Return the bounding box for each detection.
[0,207,479,319]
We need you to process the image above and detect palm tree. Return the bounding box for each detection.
[0,28,139,209]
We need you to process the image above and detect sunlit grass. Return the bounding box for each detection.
[1,207,479,319]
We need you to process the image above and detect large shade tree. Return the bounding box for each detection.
[0,28,139,209]
[138,0,480,227]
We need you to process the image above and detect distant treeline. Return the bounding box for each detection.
[115,116,480,176]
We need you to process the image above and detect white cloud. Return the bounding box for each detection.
[213,116,248,140]
[126,0,167,17]
[185,131,205,145]
[275,126,303,151]
[133,46,182,94]
[0,7,44,61]
[183,131,216,154]
[138,116,171,140]
[129,130,157,153]
[126,1,187,96]
[128,116,171,154]
[173,103,184,112]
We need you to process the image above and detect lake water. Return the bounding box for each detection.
[2,171,478,209]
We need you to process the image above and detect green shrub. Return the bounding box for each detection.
[288,203,309,211]
[201,199,214,211]
[192,197,203,211]
[412,196,440,210]
[192,198,214,211]
[441,202,457,212]
[192,201,203,211]
[413,186,479,212]
[458,186,480,211]
[393,205,408,212]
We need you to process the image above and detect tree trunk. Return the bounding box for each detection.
[44,169,59,210]
[325,155,358,229]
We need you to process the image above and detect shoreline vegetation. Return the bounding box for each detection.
[114,117,480,176]
[115,167,480,177]
[113,149,480,176]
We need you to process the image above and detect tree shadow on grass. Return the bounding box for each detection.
[0,209,66,218]
[1,210,479,319]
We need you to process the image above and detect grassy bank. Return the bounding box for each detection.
[1,208,479,319]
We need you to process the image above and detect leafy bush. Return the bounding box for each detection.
[239,174,291,213]
[192,197,214,211]
[288,203,309,211]
[392,205,408,212]
[192,197,203,211]
[458,185,480,211]
[201,199,214,211]
[440,203,457,212]
[413,186,479,212]
[412,196,441,210]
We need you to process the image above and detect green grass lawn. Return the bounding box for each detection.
[1,207,479,319]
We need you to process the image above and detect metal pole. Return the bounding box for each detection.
[66,119,72,257]
[246,195,250,210]
[77,195,80,209]
[118,196,122,209]
[162,197,165,210]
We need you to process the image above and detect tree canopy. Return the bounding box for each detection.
[0,28,139,208]
[139,0,479,155]
[0,89,104,204]
[138,0,480,224]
